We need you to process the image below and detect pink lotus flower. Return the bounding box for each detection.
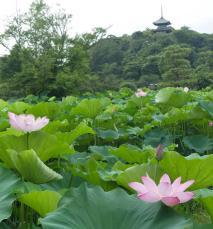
[129,174,194,207]
[8,112,49,133]
[135,89,147,97]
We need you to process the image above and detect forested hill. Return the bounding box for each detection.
[89,28,213,90]
[0,0,212,99]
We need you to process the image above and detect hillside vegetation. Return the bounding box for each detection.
[0,0,212,99]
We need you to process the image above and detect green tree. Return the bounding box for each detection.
[0,0,73,97]
[194,51,213,88]
[159,45,195,87]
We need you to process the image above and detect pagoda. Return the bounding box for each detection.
[153,5,172,33]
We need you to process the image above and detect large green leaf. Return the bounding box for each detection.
[159,152,213,190]
[199,101,213,117]
[56,122,95,145]
[195,189,213,221]
[116,161,160,190]
[28,132,74,161]
[0,99,7,110]
[71,98,110,118]
[0,128,24,137]
[0,166,20,222]
[0,118,9,132]
[155,87,188,108]
[162,107,188,124]
[109,144,153,163]
[188,104,210,120]
[9,101,31,114]
[18,190,62,217]
[70,157,116,191]
[0,135,27,168]
[112,161,133,171]
[96,129,120,141]
[26,102,61,120]
[43,120,69,133]
[0,132,74,163]
[40,184,192,229]
[89,145,118,164]
[144,128,173,147]
[10,149,62,184]
[183,135,213,153]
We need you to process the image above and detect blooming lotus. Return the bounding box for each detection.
[135,89,147,97]
[129,174,194,207]
[8,112,49,133]
[183,87,189,93]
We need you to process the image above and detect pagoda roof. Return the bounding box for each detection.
[153,17,171,26]
[154,26,172,33]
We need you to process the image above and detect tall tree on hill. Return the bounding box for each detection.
[0,0,103,98]
[0,0,72,97]
[158,45,195,87]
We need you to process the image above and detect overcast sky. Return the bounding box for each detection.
[0,0,213,54]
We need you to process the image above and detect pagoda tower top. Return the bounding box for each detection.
[153,5,172,33]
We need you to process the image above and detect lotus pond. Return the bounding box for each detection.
[0,87,212,228]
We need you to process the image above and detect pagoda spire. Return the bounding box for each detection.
[153,5,172,33]
[161,4,163,18]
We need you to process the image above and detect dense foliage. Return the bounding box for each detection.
[0,0,105,99]
[90,29,213,90]
[0,0,212,100]
[0,87,211,228]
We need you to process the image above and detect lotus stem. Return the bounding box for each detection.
[20,202,25,228]
[27,132,30,150]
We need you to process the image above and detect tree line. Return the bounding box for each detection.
[0,0,212,99]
